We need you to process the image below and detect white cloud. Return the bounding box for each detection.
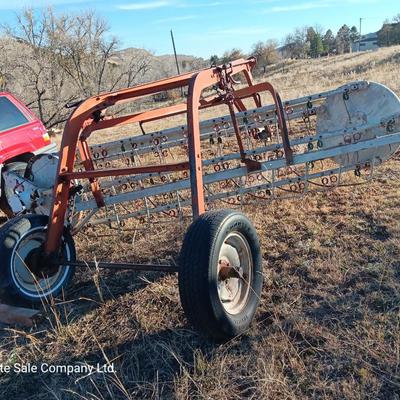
[344,0,377,3]
[265,1,331,13]
[0,0,94,9]
[249,0,280,3]
[118,1,170,10]
[181,1,226,7]
[176,1,228,8]
[155,15,196,23]
[211,27,271,36]
[264,0,378,13]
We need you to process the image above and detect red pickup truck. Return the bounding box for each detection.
[0,92,56,216]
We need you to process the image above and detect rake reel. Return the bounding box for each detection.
[1,57,400,338]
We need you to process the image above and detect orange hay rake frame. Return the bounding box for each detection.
[3,57,400,335]
[44,58,291,260]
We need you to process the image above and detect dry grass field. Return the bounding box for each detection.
[1,46,400,399]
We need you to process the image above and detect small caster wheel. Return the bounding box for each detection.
[0,214,75,304]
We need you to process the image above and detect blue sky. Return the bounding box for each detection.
[0,0,398,58]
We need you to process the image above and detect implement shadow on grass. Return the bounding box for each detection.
[67,328,257,398]
[68,269,177,323]
[0,323,258,399]
[0,267,173,335]
[305,217,400,326]
[302,207,398,326]
[351,210,391,241]
[307,266,400,328]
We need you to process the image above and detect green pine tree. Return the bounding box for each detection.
[310,33,324,58]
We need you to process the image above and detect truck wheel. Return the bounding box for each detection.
[0,162,28,217]
[0,214,75,304]
[178,209,263,339]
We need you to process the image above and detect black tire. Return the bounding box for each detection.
[179,209,263,339]
[0,214,75,304]
[0,162,28,218]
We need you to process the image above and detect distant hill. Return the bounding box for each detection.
[111,47,208,83]
[1,36,208,87]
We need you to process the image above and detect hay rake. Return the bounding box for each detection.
[1,57,400,338]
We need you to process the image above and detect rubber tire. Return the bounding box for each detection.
[0,162,28,218]
[0,214,76,304]
[178,209,263,340]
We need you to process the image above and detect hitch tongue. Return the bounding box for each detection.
[0,303,39,327]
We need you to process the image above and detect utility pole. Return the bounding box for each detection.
[358,17,363,52]
[170,29,181,75]
[170,29,183,96]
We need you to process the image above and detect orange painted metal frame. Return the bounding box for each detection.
[44,58,289,258]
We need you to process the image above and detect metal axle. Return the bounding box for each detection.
[57,261,178,272]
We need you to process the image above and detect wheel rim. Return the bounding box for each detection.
[10,227,72,298]
[217,231,252,315]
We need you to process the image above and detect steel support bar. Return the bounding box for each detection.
[232,81,293,164]
[61,161,189,180]
[75,130,400,212]
[45,69,222,255]
[81,91,237,138]
[77,139,105,207]
[45,59,255,255]
[85,164,354,226]
[88,81,363,164]
[186,61,256,217]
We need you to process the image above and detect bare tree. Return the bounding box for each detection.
[220,48,245,64]
[283,27,309,59]
[2,8,151,128]
[2,10,74,127]
[0,39,12,91]
[251,39,279,74]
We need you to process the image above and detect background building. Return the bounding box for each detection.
[352,32,379,52]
